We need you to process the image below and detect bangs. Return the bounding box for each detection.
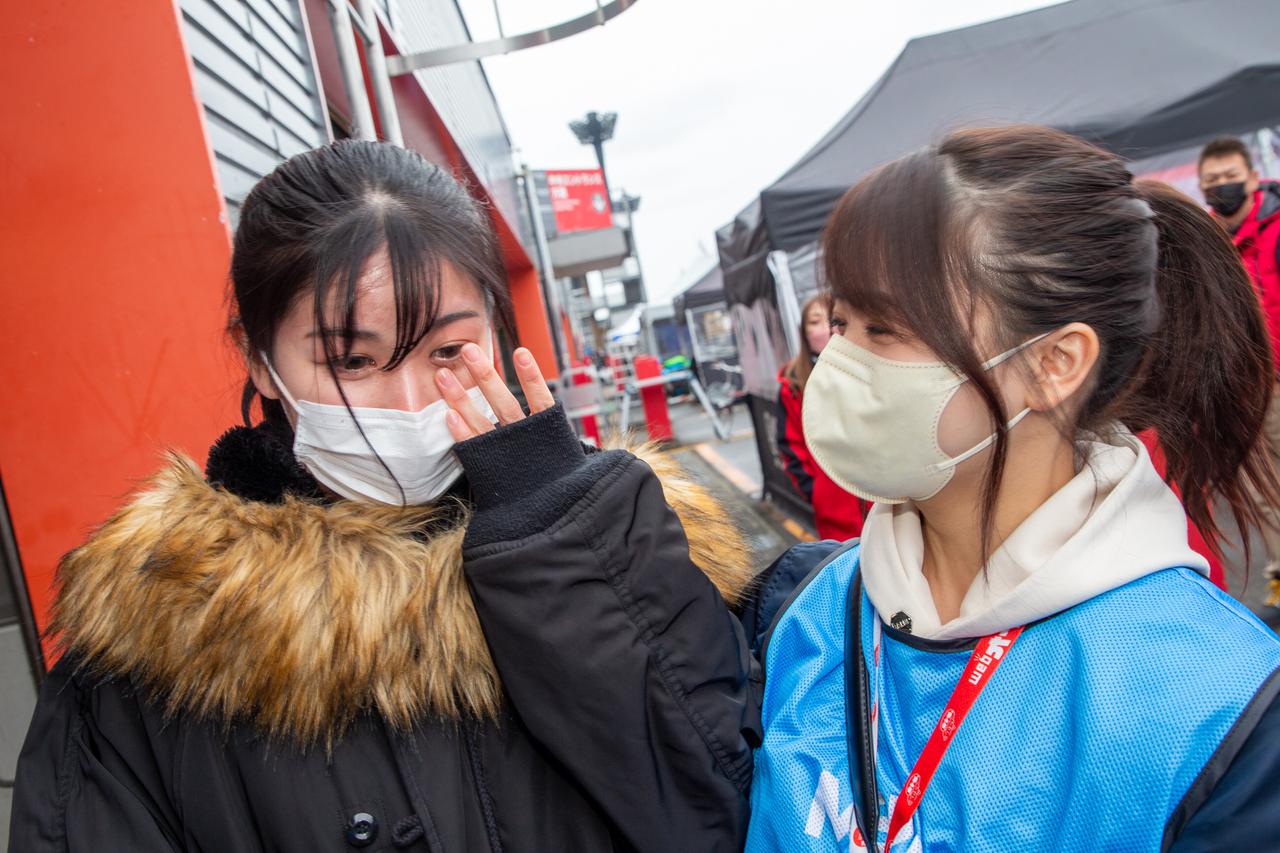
[310,202,450,370]
[821,148,983,344]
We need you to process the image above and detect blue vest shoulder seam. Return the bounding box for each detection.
[1176,568,1280,641]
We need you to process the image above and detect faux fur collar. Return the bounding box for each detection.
[51,433,753,747]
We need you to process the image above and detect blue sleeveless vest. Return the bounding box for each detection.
[746,544,1280,852]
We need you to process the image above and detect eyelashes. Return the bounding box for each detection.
[329,354,376,373]
[326,345,468,376]
[432,345,465,363]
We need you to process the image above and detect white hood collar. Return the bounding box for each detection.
[859,425,1208,641]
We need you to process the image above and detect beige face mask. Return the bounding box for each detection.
[801,332,1046,504]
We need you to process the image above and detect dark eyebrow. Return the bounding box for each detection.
[305,311,481,342]
[429,310,482,330]
[306,328,382,341]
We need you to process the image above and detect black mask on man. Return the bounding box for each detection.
[1205,182,1249,217]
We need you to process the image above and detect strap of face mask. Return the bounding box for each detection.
[933,405,1035,473]
[933,332,1050,472]
[981,332,1050,370]
[260,353,303,415]
[941,332,1050,391]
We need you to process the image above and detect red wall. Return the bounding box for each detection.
[0,0,238,657]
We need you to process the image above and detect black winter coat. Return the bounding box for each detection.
[9,407,759,852]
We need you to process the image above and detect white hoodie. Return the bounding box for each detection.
[859,425,1209,641]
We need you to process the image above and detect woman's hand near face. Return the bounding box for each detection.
[437,344,557,441]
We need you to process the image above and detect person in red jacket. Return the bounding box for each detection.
[775,295,869,540]
[1200,136,1280,596]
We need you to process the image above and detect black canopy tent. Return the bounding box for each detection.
[715,0,1280,511]
[672,263,728,321]
[720,0,1280,307]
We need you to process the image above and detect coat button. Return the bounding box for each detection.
[345,812,378,847]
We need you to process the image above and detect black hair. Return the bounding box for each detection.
[230,139,514,427]
[1198,136,1253,173]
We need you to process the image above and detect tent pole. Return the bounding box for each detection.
[768,250,802,360]
[1257,128,1280,180]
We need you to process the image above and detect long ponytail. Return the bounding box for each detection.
[1112,180,1280,552]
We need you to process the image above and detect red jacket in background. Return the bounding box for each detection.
[1224,181,1280,371]
[775,368,867,541]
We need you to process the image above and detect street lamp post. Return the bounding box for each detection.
[569,111,619,362]
[569,111,618,198]
[570,111,657,358]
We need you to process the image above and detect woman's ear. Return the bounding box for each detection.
[1025,322,1100,412]
[235,325,280,403]
[248,357,280,403]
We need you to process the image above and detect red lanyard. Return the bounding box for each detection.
[875,622,1025,850]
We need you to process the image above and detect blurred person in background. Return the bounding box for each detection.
[1200,136,1280,605]
[776,295,869,539]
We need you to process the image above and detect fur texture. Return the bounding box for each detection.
[52,448,752,747]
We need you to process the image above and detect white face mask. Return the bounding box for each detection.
[801,332,1046,504]
[263,356,495,506]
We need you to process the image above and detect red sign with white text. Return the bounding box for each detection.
[545,169,612,233]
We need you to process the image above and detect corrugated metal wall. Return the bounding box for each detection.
[180,0,330,228]
[389,0,524,241]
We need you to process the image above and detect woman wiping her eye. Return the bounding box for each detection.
[743,125,1280,852]
[9,140,758,853]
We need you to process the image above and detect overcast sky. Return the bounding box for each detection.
[456,0,1057,303]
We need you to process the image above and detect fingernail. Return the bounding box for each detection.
[462,344,483,363]
[516,349,533,367]
[437,367,458,388]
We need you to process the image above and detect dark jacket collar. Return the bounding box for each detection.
[205,419,325,504]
